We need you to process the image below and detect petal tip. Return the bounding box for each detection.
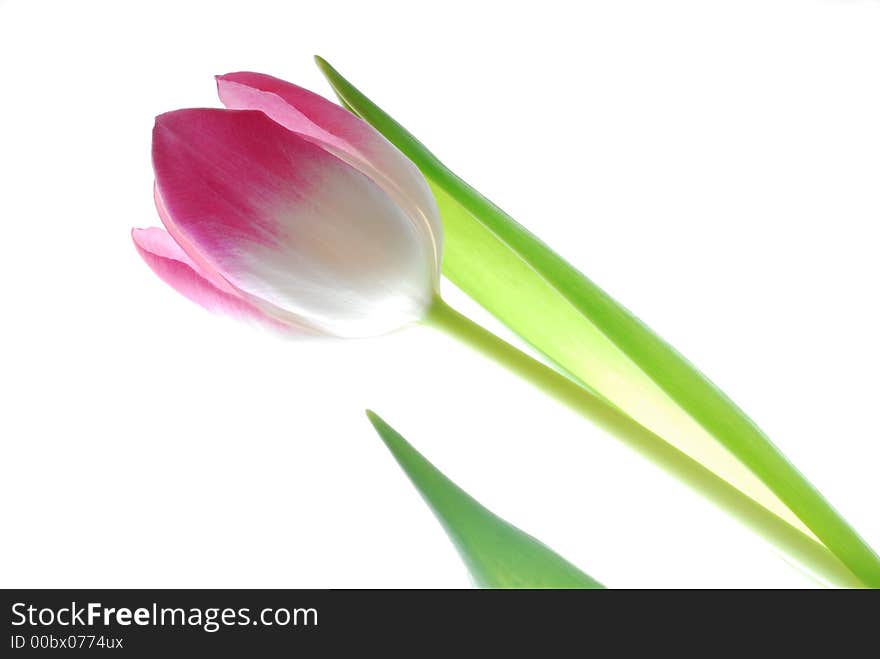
[216,71,260,86]
[152,110,182,135]
[130,226,152,248]
[131,226,177,260]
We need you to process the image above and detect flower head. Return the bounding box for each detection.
[133,74,442,337]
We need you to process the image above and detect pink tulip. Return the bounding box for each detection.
[133,73,442,337]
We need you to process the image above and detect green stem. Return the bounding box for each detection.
[426,297,864,588]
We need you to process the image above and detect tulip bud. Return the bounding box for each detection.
[133,82,443,338]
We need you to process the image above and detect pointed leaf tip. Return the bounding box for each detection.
[364,409,383,430]
[366,410,604,589]
[313,55,333,76]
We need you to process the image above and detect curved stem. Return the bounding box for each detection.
[425,297,863,588]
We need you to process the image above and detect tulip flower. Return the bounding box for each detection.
[133,86,442,337]
[134,70,878,588]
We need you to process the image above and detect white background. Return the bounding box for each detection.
[1,0,878,588]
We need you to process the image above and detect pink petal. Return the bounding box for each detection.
[152,183,239,297]
[216,71,442,272]
[152,108,436,337]
[131,226,289,332]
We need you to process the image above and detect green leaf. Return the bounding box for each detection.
[317,56,880,587]
[366,410,604,588]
